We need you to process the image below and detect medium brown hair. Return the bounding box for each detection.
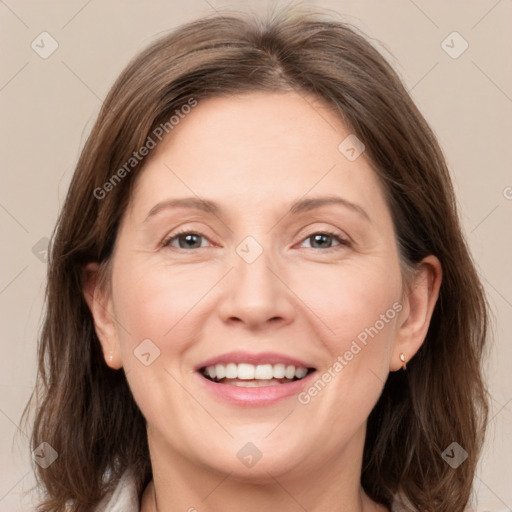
[23,6,489,511]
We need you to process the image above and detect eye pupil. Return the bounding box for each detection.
[179,233,201,249]
[311,233,332,248]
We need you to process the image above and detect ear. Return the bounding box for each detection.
[390,255,442,371]
[82,262,123,369]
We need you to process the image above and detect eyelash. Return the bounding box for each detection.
[161,228,350,252]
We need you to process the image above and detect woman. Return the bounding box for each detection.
[24,6,489,512]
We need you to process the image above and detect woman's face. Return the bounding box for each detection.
[94,91,417,481]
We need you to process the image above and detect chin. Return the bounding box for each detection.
[196,441,310,482]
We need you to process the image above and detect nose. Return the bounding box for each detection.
[217,246,295,331]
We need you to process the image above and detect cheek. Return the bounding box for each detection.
[293,263,401,439]
[110,261,212,428]
[112,259,217,347]
[289,258,402,360]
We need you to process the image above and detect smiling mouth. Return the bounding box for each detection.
[200,363,316,387]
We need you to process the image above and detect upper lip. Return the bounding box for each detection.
[195,351,316,371]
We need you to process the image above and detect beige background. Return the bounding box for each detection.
[1,1,511,510]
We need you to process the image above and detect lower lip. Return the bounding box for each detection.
[196,371,316,407]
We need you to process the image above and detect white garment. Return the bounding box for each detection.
[93,468,139,512]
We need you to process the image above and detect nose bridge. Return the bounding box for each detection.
[217,235,294,327]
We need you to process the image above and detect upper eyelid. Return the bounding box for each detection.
[295,225,350,242]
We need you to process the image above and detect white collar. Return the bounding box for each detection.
[93,468,140,512]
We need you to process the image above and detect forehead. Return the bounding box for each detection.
[128,91,389,224]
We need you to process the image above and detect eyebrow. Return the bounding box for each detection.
[143,195,371,223]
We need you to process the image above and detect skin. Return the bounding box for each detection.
[84,91,442,512]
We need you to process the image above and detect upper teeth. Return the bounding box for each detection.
[204,363,309,380]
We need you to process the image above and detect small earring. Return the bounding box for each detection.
[108,352,114,364]
[399,353,407,370]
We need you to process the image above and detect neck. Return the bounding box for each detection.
[141,426,388,512]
